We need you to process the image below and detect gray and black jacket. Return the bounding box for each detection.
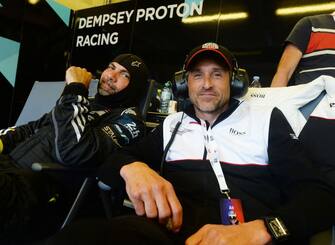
[0,83,146,169]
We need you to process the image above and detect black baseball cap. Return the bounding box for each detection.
[184,42,235,72]
[112,53,149,89]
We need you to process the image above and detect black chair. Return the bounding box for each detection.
[140,79,156,121]
[31,162,98,229]
[31,79,157,229]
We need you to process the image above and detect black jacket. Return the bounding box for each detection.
[99,101,335,243]
[0,83,146,168]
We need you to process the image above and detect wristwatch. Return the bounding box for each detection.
[263,216,290,241]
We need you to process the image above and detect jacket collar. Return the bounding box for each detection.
[183,98,241,127]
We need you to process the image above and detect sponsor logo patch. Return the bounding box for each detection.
[171,125,192,135]
[202,42,219,49]
[131,61,142,67]
[101,126,121,147]
[124,122,140,138]
[229,128,246,136]
[250,93,266,98]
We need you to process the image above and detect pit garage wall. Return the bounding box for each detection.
[69,0,290,85]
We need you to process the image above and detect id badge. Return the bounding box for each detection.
[220,198,245,225]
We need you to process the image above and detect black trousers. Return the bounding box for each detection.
[0,154,65,244]
[46,216,179,245]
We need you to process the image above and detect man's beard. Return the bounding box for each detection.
[190,91,228,114]
[98,80,117,96]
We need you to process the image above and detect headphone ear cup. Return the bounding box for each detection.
[173,70,188,99]
[230,68,249,98]
[172,70,191,111]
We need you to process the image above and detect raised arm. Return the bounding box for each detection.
[271,16,311,87]
[0,67,92,156]
[51,66,146,167]
[50,66,96,166]
[271,43,303,87]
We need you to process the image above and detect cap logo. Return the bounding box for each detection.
[201,42,219,49]
[131,61,142,67]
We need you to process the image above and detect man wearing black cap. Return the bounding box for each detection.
[47,43,335,244]
[0,54,149,243]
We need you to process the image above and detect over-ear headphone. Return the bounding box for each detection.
[172,43,249,100]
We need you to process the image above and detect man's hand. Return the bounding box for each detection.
[120,162,183,232]
[186,220,272,245]
[65,66,92,88]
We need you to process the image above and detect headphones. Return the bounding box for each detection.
[172,49,249,100]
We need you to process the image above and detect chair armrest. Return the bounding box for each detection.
[98,180,134,210]
[31,162,95,175]
[98,180,112,191]
[32,162,66,172]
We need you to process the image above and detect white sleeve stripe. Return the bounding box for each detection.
[312,27,335,33]
[76,109,86,128]
[78,95,89,105]
[302,50,335,58]
[80,115,86,128]
[71,120,81,142]
[0,127,16,135]
[77,104,87,132]
[299,67,335,74]
[71,103,82,142]
[75,114,85,133]
[71,101,89,133]
[79,103,89,114]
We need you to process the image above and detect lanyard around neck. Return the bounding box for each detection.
[200,119,230,198]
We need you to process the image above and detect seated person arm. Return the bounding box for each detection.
[0,113,50,154]
[266,108,335,239]
[187,108,335,245]
[50,66,145,167]
[99,124,183,232]
[186,220,271,245]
